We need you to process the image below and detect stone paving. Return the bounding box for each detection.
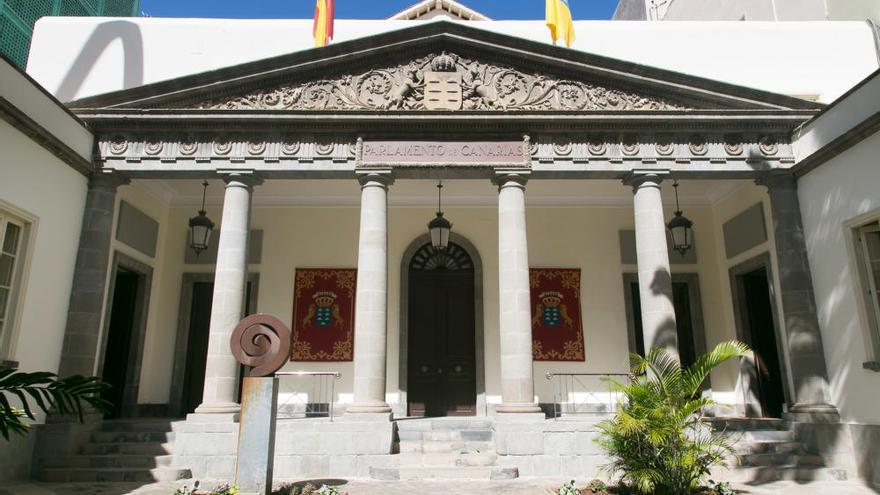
[1,478,879,495]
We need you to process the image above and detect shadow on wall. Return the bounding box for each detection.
[54,20,144,102]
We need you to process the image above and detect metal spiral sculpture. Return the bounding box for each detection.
[230,314,292,377]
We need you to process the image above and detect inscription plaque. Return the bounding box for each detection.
[362,141,524,165]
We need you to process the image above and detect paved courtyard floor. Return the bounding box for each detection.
[1,478,879,495]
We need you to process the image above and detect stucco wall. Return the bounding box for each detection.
[130,179,768,415]
[0,119,88,375]
[798,129,880,425]
[25,17,878,103]
[663,0,880,23]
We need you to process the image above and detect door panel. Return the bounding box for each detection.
[742,268,785,418]
[101,269,140,419]
[630,280,697,367]
[407,243,476,417]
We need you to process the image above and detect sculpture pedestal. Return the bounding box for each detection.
[235,377,279,495]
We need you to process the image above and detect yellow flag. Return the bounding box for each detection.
[313,0,334,47]
[546,0,575,47]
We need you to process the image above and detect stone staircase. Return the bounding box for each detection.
[40,419,191,483]
[710,417,847,482]
[370,417,518,480]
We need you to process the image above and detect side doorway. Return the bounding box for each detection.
[169,273,259,417]
[98,253,153,419]
[623,273,708,370]
[731,257,787,418]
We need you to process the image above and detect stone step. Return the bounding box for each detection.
[396,418,494,431]
[714,466,847,483]
[396,440,493,454]
[62,454,174,469]
[81,441,173,456]
[709,417,789,431]
[40,467,191,483]
[395,452,498,467]
[370,465,517,481]
[91,430,174,443]
[741,430,796,442]
[734,441,803,455]
[739,453,825,467]
[398,429,493,442]
[99,420,174,432]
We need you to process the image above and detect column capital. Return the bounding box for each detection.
[755,171,796,191]
[492,169,530,190]
[218,171,264,189]
[356,169,394,188]
[90,172,130,190]
[623,170,669,192]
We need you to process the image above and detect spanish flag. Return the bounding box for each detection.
[546,0,575,47]
[313,0,334,47]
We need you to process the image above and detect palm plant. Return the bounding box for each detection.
[0,366,111,440]
[596,341,750,495]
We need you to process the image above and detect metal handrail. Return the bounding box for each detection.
[545,371,634,419]
[276,371,342,421]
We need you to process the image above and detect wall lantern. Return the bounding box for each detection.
[427,180,452,250]
[189,180,215,257]
[667,180,694,257]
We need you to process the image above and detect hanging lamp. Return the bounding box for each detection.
[189,180,215,257]
[427,180,452,250]
[667,179,694,257]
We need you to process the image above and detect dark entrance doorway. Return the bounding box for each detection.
[407,242,476,417]
[736,266,786,418]
[179,280,255,416]
[629,279,699,368]
[101,268,141,419]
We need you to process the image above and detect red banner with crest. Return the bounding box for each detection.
[291,268,356,361]
[530,268,585,361]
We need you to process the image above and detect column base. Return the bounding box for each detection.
[345,402,393,415]
[194,401,241,415]
[496,402,543,414]
[788,403,840,422]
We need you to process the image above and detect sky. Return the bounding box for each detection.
[138,0,619,21]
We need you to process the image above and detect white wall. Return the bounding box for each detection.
[0,121,87,375]
[25,17,878,103]
[663,0,880,22]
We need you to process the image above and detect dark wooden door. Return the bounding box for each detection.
[101,269,140,419]
[181,280,254,415]
[741,268,785,418]
[408,243,476,417]
[631,280,697,368]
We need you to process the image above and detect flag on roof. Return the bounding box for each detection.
[546,0,575,47]
[314,0,335,47]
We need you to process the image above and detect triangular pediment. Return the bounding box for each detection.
[68,21,821,112]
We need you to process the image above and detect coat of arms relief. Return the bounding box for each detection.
[190,52,686,111]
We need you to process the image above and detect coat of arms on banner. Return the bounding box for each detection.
[529,268,585,361]
[292,268,356,361]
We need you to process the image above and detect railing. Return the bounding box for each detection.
[545,371,634,419]
[275,371,341,422]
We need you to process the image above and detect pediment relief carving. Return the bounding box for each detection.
[188,52,688,112]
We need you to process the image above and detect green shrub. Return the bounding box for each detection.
[596,341,749,495]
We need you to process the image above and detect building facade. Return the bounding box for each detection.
[1,2,879,486]
[613,0,880,23]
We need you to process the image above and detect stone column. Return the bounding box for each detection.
[625,172,679,359]
[59,173,129,378]
[758,172,837,414]
[347,171,393,415]
[195,173,262,415]
[495,171,541,414]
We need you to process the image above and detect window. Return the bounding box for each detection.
[855,222,880,369]
[0,216,24,361]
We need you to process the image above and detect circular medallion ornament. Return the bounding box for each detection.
[108,137,128,155]
[553,142,573,156]
[280,142,300,156]
[556,81,588,110]
[144,141,163,156]
[315,143,334,156]
[689,137,708,156]
[179,141,198,156]
[213,139,232,156]
[230,314,292,377]
[655,141,674,156]
[495,70,529,107]
[723,137,744,156]
[588,141,607,156]
[247,141,266,156]
[759,136,778,156]
[621,140,640,157]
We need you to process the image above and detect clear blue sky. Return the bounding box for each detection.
[138,0,619,21]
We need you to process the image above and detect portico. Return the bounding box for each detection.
[42,20,846,480]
